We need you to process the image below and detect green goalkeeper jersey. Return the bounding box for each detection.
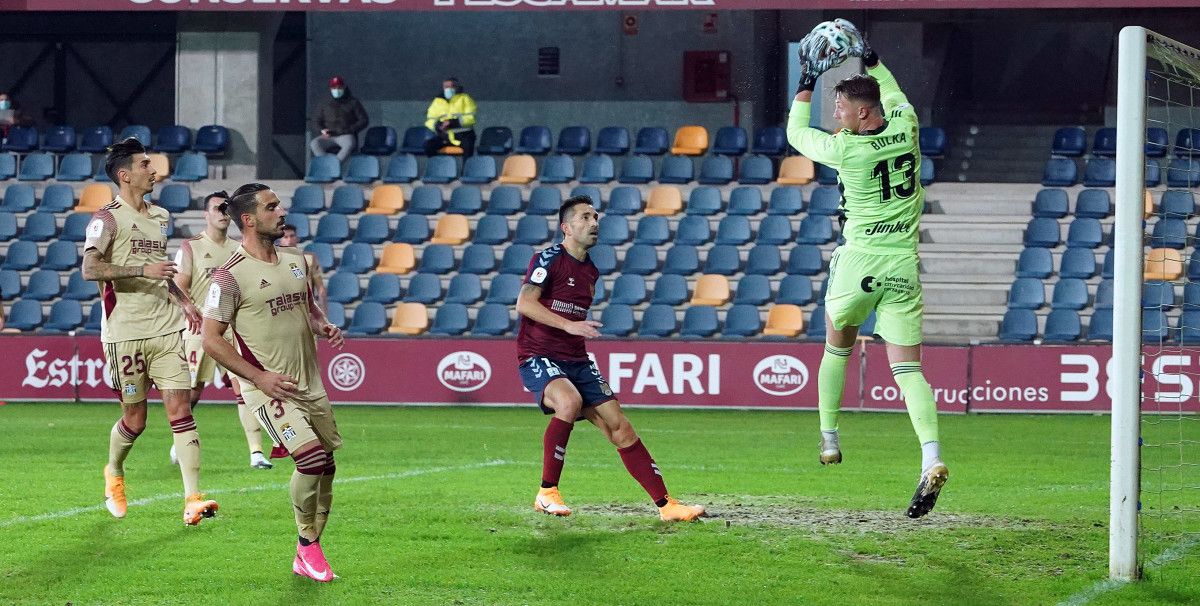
[786,62,924,255]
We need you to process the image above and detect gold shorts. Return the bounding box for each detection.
[242,389,342,452]
[183,330,230,388]
[103,331,191,404]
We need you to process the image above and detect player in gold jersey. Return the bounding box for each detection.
[202,183,345,582]
[83,137,218,525]
[172,191,272,470]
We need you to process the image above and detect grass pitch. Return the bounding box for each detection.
[0,402,1196,605]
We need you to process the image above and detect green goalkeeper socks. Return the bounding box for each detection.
[818,344,854,432]
[891,362,939,445]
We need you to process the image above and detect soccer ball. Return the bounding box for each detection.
[810,20,856,64]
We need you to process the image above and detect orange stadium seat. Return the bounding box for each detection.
[377,243,416,274]
[777,156,815,185]
[1144,189,1154,219]
[76,183,115,212]
[645,186,683,216]
[499,154,536,184]
[671,125,709,156]
[1144,248,1183,281]
[430,214,470,245]
[691,274,731,306]
[148,153,170,180]
[365,185,406,215]
[389,302,429,335]
[763,304,806,337]
[439,146,464,155]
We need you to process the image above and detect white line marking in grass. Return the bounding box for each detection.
[1056,536,1200,606]
[0,459,512,530]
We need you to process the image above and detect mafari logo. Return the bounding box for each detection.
[327,353,366,392]
[753,355,809,396]
[437,351,492,392]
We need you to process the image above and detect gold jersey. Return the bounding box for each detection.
[176,232,238,339]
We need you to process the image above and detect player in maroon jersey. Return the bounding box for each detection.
[516,195,705,521]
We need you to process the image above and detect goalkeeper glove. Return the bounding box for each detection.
[835,18,879,67]
[796,31,835,93]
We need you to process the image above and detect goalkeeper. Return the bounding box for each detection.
[787,20,949,519]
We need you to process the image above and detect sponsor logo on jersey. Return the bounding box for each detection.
[260,279,271,289]
[864,220,912,236]
[437,351,492,392]
[266,291,307,316]
[567,277,575,287]
[861,276,881,293]
[753,355,809,396]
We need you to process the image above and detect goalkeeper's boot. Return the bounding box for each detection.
[295,541,335,582]
[534,486,572,517]
[819,435,843,465]
[104,465,128,518]
[906,462,949,519]
[658,497,705,522]
[183,494,219,526]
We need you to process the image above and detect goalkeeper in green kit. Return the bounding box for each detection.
[787,19,948,518]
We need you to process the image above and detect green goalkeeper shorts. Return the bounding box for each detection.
[824,246,924,346]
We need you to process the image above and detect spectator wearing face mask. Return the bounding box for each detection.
[0,92,33,140]
[423,77,477,157]
[309,76,369,162]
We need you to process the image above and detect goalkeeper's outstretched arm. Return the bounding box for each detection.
[868,60,912,117]
[787,91,842,167]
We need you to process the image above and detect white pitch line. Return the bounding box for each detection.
[1056,535,1200,606]
[0,459,512,530]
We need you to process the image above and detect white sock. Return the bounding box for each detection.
[921,441,941,472]
[821,430,840,450]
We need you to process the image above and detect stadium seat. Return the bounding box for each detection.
[360,126,397,156]
[1150,217,1187,249]
[1,184,35,212]
[1095,279,1114,309]
[658,155,694,184]
[919,127,947,157]
[675,215,711,246]
[405,185,441,215]
[662,245,700,276]
[1179,310,1200,344]
[443,186,483,216]
[768,187,804,215]
[1167,158,1200,187]
[327,185,365,214]
[572,154,616,185]
[1143,309,1171,342]
[477,126,514,155]
[633,127,670,155]
[76,184,114,213]
[681,306,720,338]
[621,244,658,275]
[809,186,841,216]
[382,302,425,335]
[539,154,575,184]
[40,126,74,154]
[2,240,38,270]
[486,186,523,216]
[458,243,496,275]
[684,186,722,216]
[383,154,418,184]
[1146,248,1184,281]
[62,267,95,299]
[499,154,536,184]
[1041,157,1078,187]
[1082,158,1116,187]
[671,126,709,156]
[342,155,379,184]
[460,156,497,184]
[78,126,113,154]
[1161,189,1195,218]
[43,299,83,333]
[363,273,403,304]
[616,155,654,184]
[421,155,457,184]
[403,272,443,304]
[515,126,553,155]
[723,304,762,337]
[305,156,340,183]
[353,213,391,244]
[1092,127,1117,157]
[416,244,454,274]
[588,243,617,274]
[514,216,550,245]
[169,152,207,182]
[728,186,764,215]
[1023,217,1061,248]
[1051,278,1088,310]
[25,269,61,301]
[1144,189,1156,218]
[305,243,336,272]
[816,163,839,185]
[445,274,483,305]
[711,127,748,156]
[639,304,678,337]
[1148,162,1163,187]
[2,126,38,153]
[796,215,834,244]
[998,309,1038,342]
[354,185,401,216]
[1059,247,1097,279]
[0,152,15,180]
[60,212,91,242]
[1143,280,1176,311]
[704,244,741,275]
[598,304,634,337]
[594,127,630,155]
[715,215,752,245]
[193,125,230,156]
[1008,277,1046,310]
[733,274,771,306]
[691,274,731,306]
[378,243,416,274]
[734,154,774,185]
[469,215,507,246]
[920,157,936,185]
[345,301,386,335]
[152,125,191,153]
[1175,128,1200,157]
[746,245,782,275]
[763,304,805,337]
[1074,189,1111,219]
[1051,127,1087,156]
[0,213,15,245]
[570,185,602,209]
[398,127,436,155]
[0,268,18,300]
[21,212,57,242]
[327,272,362,304]
[632,215,670,246]
[6,299,43,331]
[755,215,792,245]
[640,274,683,305]
[154,184,190,213]
[339,242,376,274]
[646,186,683,216]
[1185,284,1200,311]
[17,153,54,181]
[1087,308,1114,342]
[517,187,557,217]
[608,274,647,305]
[500,244,534,275]
[1104,248,1116,279]
[751,126,787,156]
[472,303,512,336]
[556,126,591,155]
[787,245,824,276]
[698,155,734,185]
[1146,127,1169,158]
[777,275,815,306]
[1066,217,1104,248]
[777,156,815,185]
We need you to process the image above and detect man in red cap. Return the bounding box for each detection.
[309,76,369,162]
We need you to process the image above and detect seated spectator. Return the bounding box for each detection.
[424,77,477,156]
[0,92,33,139]
[309,76,369,162]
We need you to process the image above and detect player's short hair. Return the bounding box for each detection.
[203,190,230,214]
[834,74,882,111]
[558,195,594,228]
[104,137,147,185]
[228,183,271,230]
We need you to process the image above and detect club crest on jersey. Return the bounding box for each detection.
[160,222,168,235]
[280,423,297,441]
[289,263,304,279]
[259,279,271,289]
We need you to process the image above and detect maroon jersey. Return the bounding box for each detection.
[516,244,599,362]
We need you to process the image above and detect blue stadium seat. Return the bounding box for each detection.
[6,299,43,331]
[675,215,711,246]
[472,303,512,336]
[1161,189,1195,218]
[607,186,642,215]
[515,126,553,155]
[998,309,1037,342]
[283,215,312,241]
[422,155,459,184]
[383,154,418,183]
[342,155,379,184]
[403,273,442,303]
[155,184,191,213]
[445,274,483,305]
[339,242,375,274]
[60,212,90,242]
[44,241,78,271]
[617,155,654,184]
[1175,128,1200,158]
[0,152,15,180]
[1075,189,1111,218]
[78,126,113,154]
[809,186,841,216]
[460,243,497,274]
[737,154,774,185]
[787,245,824,275]
[727,186,763,215]
[768,187,804,215]
[305,243,334,272]
[756,215,792,245]
[1143,309,1170,343]
[305,156,340,183]
[1059,247,1097,279]
[715,216,752,245]
[1092,127,1116,157]
[17,153,54,181]
[447,186,483,215]
[325,302,346,330]
[1146,160,1162,187]
[486,274,522,305]
[25,269,61,301]
[0,268,18,300]
[723,304,762,337]
[44,299,84,333]
[751,126,787,156]
[460,156,497,184]
[2,126,38,153]
[609,274,647,305]
[315,214,350,244]
[408,185,444,215]
[1,184,35,212]
[1066,217,1104,248]
[746,245,782,275]
[34,185,74,214]
[711,127,748,156]
[796,215,834,244]
[347,302,387,335]
[1016,247,1053,279]
[539,154,575,184]
[514,215,551,245]
[919,127,947,157]
[328,186,365,214]
[1095,279,1114,309]
[1082,158,1115,187]
[679,186,720,216]
[588,244,617,274]
[733,274,771,306]
[0,214,15,246]
[778,275,815,306]
[658,155,694,184]
[600,304,635,336]
[816,163,838,185]
[477,127,513,156]
[1042,157,1078,186]
[1008,277,1045,310]
[681,306,719,338]
[359,126,397,156]
[633,127,669,155]
[1167,158,1200,187]
[487,186,523,215]
[591,279,608,306]
[64,270,97,300]
[417,244,455,274]
[171,152,208,182]
[698,155,734,185]
[500,244,534,275]
[363,273,403,304]
[353,214,391,244]
[473,215,509,246]
[570,185,602,209]
[56,153,93,183]
[1151,218,1188,249]
[633,216,670,245]
[327,272,362,304]
[20,212,56,242]
[1146,127,1169,158]
[623,244,659,275]
[1179,310,1200,344]
[639,304,678,337]
[1143,280,1176,311]
[1051,278,1089,310]
[527,186,562,216]
[1023,217,1061,248]
[807,305,826,341]
[1051,127,1086,156]
[1032,189,1069,218]
[704,244,741,275]
[556,126,591,155]
[576,154,615,184]
[1104,248,1116,280]
[153,125,191,153]
[662,245,700,276]
[193,125,230,156]
[595,127,630,155]
[398,126,436,155]
[920,157,936,185]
